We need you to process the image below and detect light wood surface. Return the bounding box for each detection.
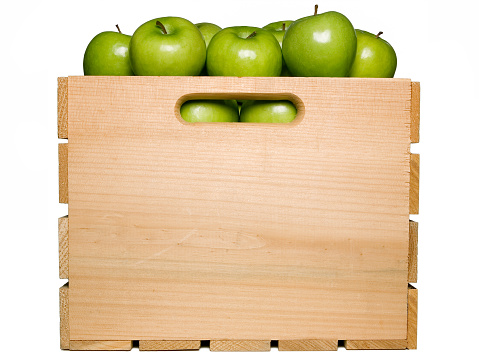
[139,340,201,351]
[69,341,133,351]
[408,221,418,282]
[210,340,270,351]
[58,143,68,204]
[59,216,68,279]
[410,153,420,214]
[59,283,69,350]
[64,76,414,342]
[278,339,338,351]
[407,285,418,349]
[58,77,68,139]
[411,82,420,143]
[345,339,407,350]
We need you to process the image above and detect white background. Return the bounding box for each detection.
[1,0,478,357]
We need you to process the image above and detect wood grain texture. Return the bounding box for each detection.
[58,77,68,139]
[58,143,68,204]
[210,340,270,352]
[410,153,420,214]
[411,82,420,143]
[408,221,418,283]
[69,341,132,351]
[59,283,69,350]
[66,77,412,341]
[278,339,337,351]
[407,285,418,349]
[345,340,407,350]
[59,216,69,279]
[139,340,201,351]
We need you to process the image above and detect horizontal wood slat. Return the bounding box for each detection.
[58,77,68,139]
[278,339,338,351]
[59,143,68,204]
[345,340,407,350]
[139,340,201,351]
[59,283,69,350]
[408,221,418,282]
[59,216,68,279]
[69,341,133,351]
[410,153,419,214]
[210,340,271,352]
[407,285,418,349]
[411,82,420,143]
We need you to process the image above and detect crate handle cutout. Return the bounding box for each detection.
[175,93,305,126]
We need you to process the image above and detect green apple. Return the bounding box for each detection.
[181,100,239,122]
[129,17,206,76]
[282,10,357,77]
[262,20,293,46]
[83,25,134,76]
[239,100,297,123]
[263,21,293,76]
[195,23,222,75]
[195,22,222,48]
[206,26,282,77]
[349,30,397,78]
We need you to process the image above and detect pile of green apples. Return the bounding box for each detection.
[83,5,397,123]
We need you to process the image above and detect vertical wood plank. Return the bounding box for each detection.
[69,341,133,351]
[345,340,407,350]
[278,339,337,351]
[410,153,419,214]
[411,82,420,143]
[139,340,201,351]
[210,340,271,352]
[407,286,418,349]
[58,77,68,139]
[59,283,69,350]
[59,143,68,204]
[59,216,69,279]
[408,221,418,283]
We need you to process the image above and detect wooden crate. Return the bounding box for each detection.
[58,76,419,351]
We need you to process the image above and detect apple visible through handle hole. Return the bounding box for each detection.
[177,97,300,124]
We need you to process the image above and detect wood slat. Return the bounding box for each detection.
[59,143,68,204]
[69,341,133,351]
[278,339,337,351]
[59,216,68,279]
[407,285,418,349]
[410,153,419,214]
[139,340,201,351]
[345,340,407,350]
[411,82,420,143]
[59,283,69,350]
[408,221,418,282]
[210,340,271,352]
[58,77,68,139]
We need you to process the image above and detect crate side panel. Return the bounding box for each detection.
[67,77,411,341]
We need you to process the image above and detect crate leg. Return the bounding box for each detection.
[139,340,201,351]
[210,340,270,352]
[278,339,338,351]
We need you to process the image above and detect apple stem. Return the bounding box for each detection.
[282,22,286,31]
[376,31,384,38]
[156,21,167,34]
[314,4,318,15]
[115,24,122,34]
[246,31,257,39]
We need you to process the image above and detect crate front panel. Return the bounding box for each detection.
[67,77,411,340]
